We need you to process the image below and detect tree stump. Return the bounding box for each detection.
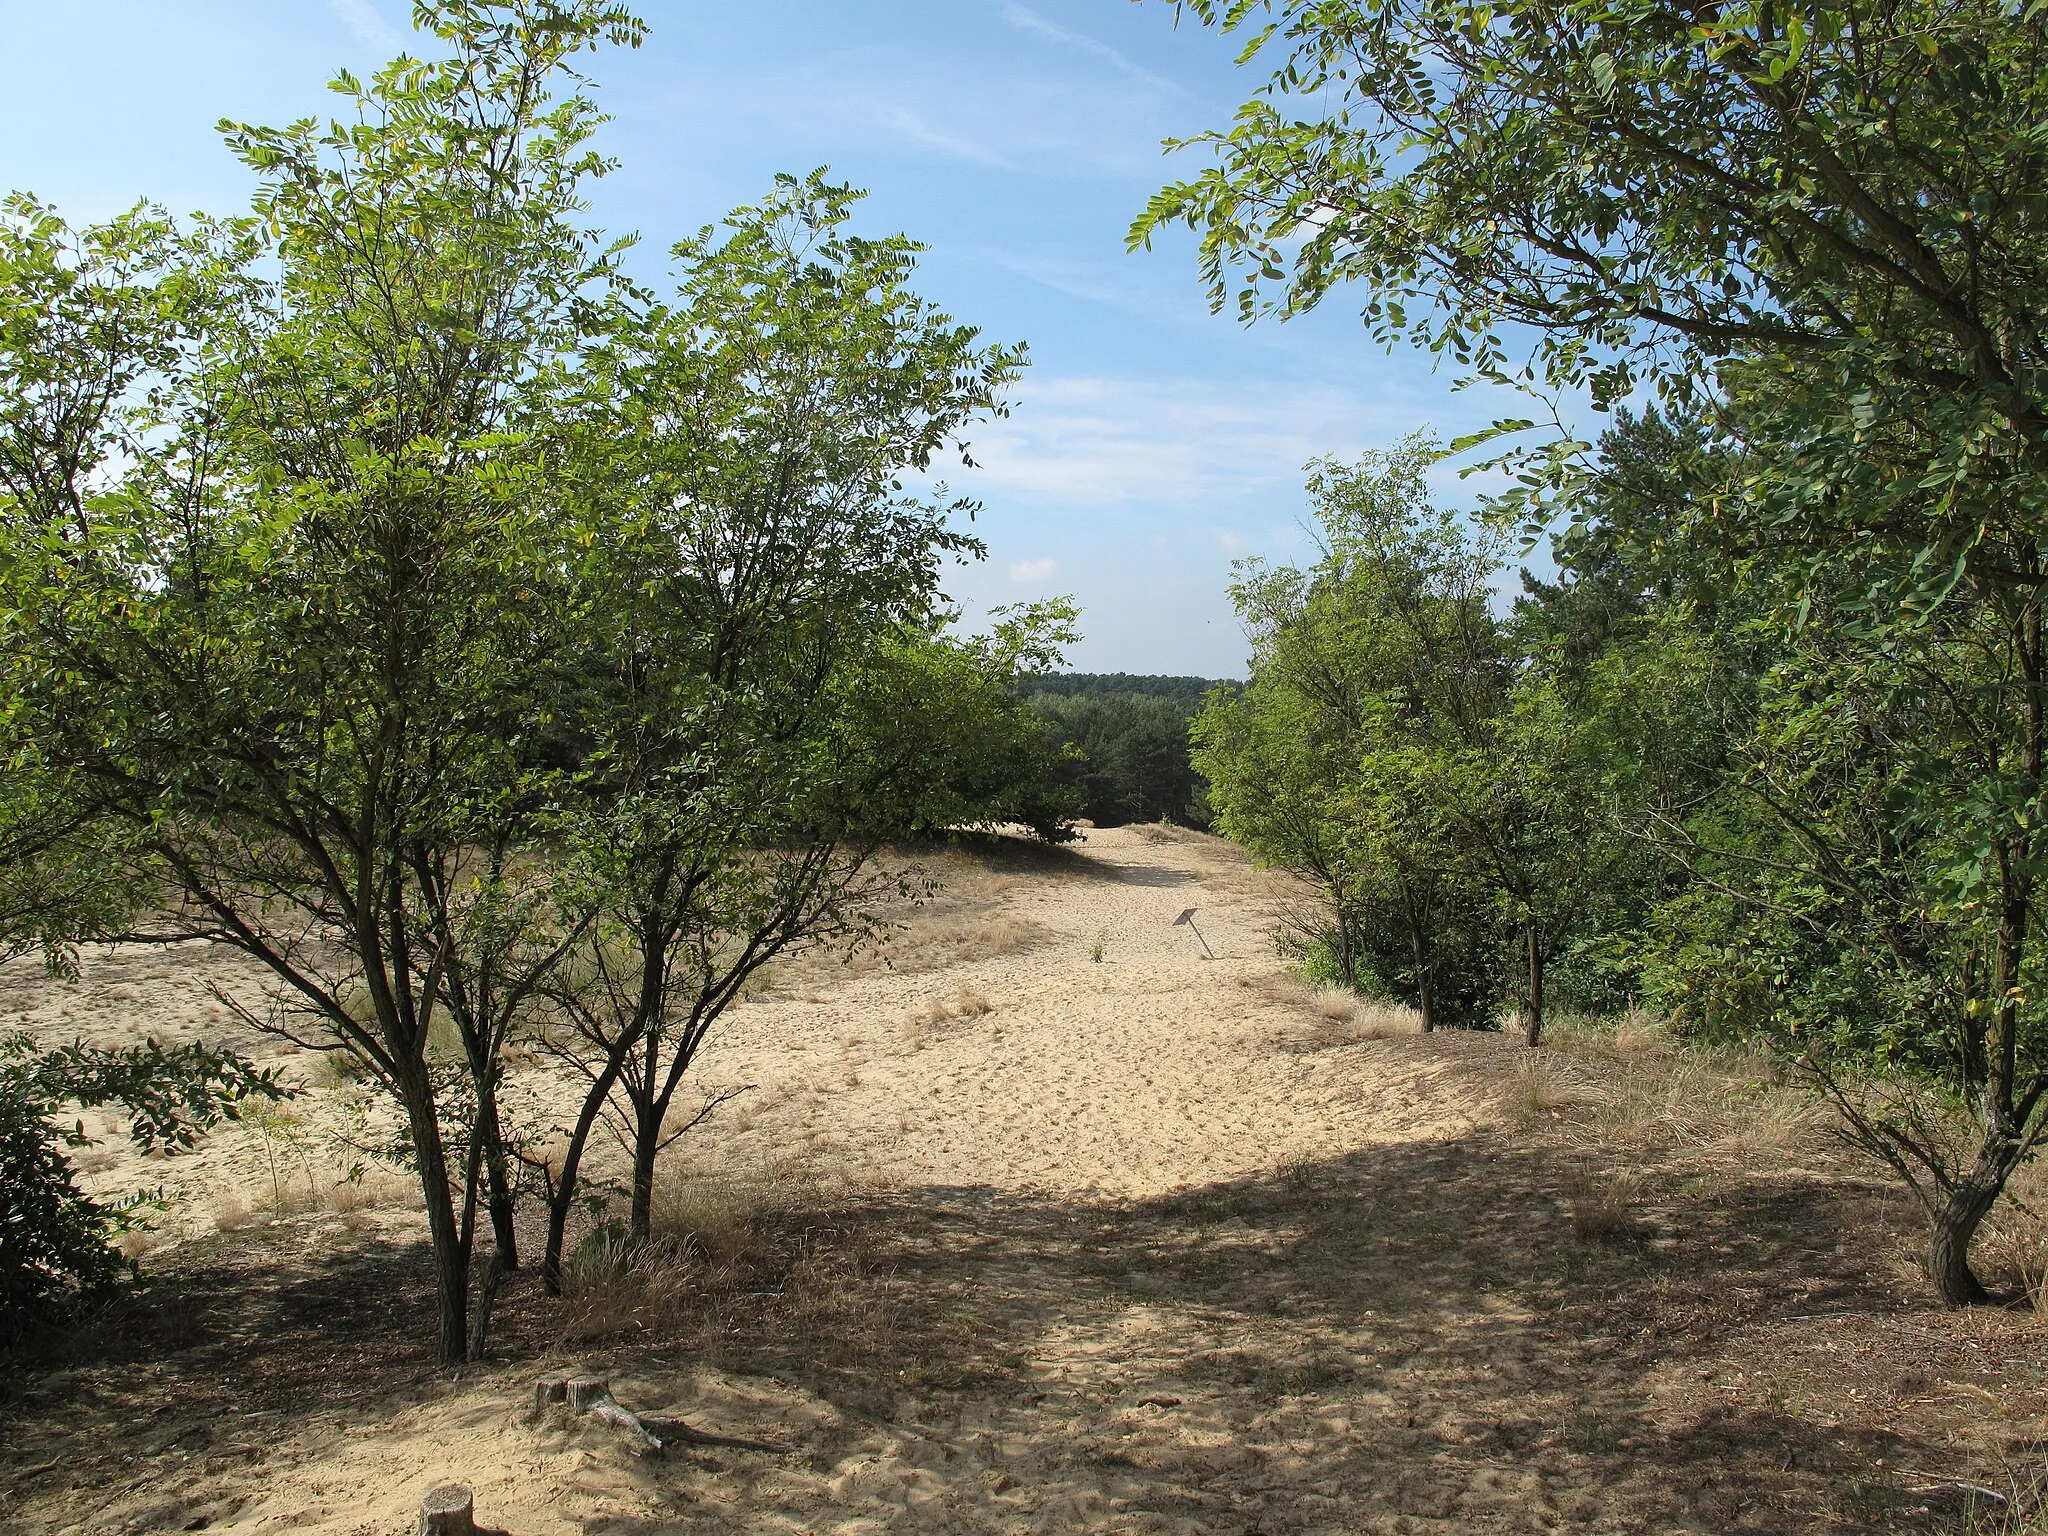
[565,1375,610,1411]
[417,1483,475,1536]
[532,1373,570,1413]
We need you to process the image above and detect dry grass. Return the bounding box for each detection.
[325,1169,413,1213]
[1529,1010,1825,1156]
[1253,975,1424,1051]
[1509,1051,1581,1123]
[558,1158,866,1343]
[1313,984,1357,1023]
[1352,1002,1422,1041]
[557,1231,697,1342]
[212,1194,255,1233]
[1567,1165,1640,1242]
[1131,822,1204,845]
[864,913,1053,976]
[907,985,996,1033]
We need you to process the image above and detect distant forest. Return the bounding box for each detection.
[1020,674,1239,828]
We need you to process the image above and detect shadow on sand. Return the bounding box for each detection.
[7,1125,2017,1535]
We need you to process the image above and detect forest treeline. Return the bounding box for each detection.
[1021,674,1230,829]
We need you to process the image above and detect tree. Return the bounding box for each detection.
[1024,690,1211,828]
[1139,0,2048,1303]
[529,175,1038,1284]
[0,1,644,1361]
[1196,435,1516,1029]
[0,198,188,973]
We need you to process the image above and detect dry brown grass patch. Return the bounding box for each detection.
[1352,1002,1423,1041]
[1567,1166,1641,1243]
[1313,984,1357,1023]
[1509,1052,1581,1123]
[908,985,996,1032]
[1531,1011,1824,1156]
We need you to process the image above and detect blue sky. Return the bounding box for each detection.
[0,0,1541,677]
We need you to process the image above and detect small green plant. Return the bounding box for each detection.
[247,1103,317,1215]
[1090,931,1107,963]
[1561,1407,1624,1453]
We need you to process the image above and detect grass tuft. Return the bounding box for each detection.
[1568,1166,1640,1243]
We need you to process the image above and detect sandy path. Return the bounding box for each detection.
[687,825,1472,1198]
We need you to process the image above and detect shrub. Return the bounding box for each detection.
[0,1030,283,1344]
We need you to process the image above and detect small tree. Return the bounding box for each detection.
[1,1032,282,1344]
[1,1,644,1361]
[1197,437,1511,1027]
[531,174,1033,1283]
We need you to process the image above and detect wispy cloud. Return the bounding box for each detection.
[872,103,1013,168]
[1010,556,1059,582]
[967,375,1417,515]
[999,3,1188,96]
[980,247,1221,329]
[328,0,404,51]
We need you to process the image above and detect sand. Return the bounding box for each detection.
[3,825,2042,1536]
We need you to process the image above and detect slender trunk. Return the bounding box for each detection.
[467,1252,506,1361]
[473,1087,519,1269]
[1410,928,1435,1033]
[1335,907,1357,991]
[629,1098,660,1244]
[542,1053,627,1294]
[399,1064,470,1364]
[1959,943,1987,1096]
[1522,922,1545,1048]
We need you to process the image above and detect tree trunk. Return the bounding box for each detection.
[400,1068,471,1364]
[1522,923,1545,1048]
[416,1483,475,1536]
[1928,1132,2028,1306]
[629,1101,659,1244]
[473,1088,519,1270]
[542,1052,628,1294]
[1411,929,1435,1033]
[467,1253,505,1361]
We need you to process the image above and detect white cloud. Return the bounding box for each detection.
[1217,530,1251,554]
[979,247,1220,328]
[1009,556,1059,582]
[998,3,1188,96]
[637,41,1191,185]
[965,375,1422,514]
[328,0,403,51]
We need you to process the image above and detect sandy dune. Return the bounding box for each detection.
[4,826,2042,1536]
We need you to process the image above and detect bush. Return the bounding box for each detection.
[0,1030,283,1345]
[0,1081,128,1341]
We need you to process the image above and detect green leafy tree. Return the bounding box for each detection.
[1025,690,1211,828]
[0,1,644,1361]
[530,175,1039,1283]
[1139,0,2048,1304]
[1197,436,1516,1028]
